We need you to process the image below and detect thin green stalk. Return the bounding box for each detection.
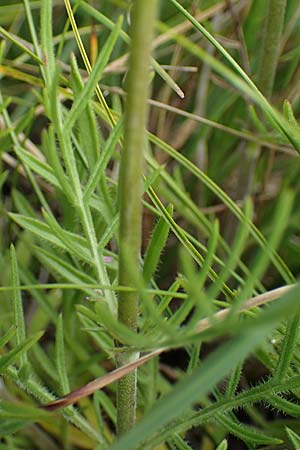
[258,0,287,98]
[117,0,158,435]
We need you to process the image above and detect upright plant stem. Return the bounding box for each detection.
[117,0,158,435]
[258,0,287,99]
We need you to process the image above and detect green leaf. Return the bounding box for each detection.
[216,439,228,450]
[77,304,147,348]
[0,418,32,436]
[45,125,75,202]
[225,362,243,398]
[286,427,300,449]
[9,213,92,263]
[83,118,124,202]
[146,185,233,298]
[143,204,172,285]
[269,395,300,417]
[31,343,59,383]
[70,54,101,168]
[217,413,281,445]
[19,267,57,324]
[0,400,49,420]
[42,209,92,263]
[0,170,8,192]
[93,391,116,425]
[0,26,43,64]
[109,284,300,450]
[149,133,294,285]
[146,152,263,292]
[173,221,219,329]
[55,314,70,395]
[0,327,16,349]
[0,332,43,374]
[10,244,27,366]
[15,146,60,189]
[35,246,96,286]
[40,0,55,82]
[12,189,36,217]
[66,15,124,131]
[168,0,300,152]
[0,398,50,438]
[167,434,194,450]
[283,100,300,130]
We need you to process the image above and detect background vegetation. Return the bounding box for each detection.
[0,0,300,449]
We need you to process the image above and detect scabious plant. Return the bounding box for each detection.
[0,1,300,449]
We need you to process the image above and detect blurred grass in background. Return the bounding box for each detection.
[0,0,300,449]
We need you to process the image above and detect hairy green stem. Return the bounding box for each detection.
[117,0,158,435]
[258,0,287,98]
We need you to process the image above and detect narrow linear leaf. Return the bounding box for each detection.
[143,204,173,285]
[35,246,97,287]
[216,413,281,445]
[15,146,60,189]
[0,400,49,420]
[83,118,124,202]
[0,26,43,64]
[70,54,100,168]
[10,245,27,366]
[286,427,300,449]
[0,332,43,374]
[0,327,16,349]
[216,439,228,450]
[9,213,91,263]
[55,314,70,395]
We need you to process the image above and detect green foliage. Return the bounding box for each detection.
[286,427,300,449]
[0,0,300,449]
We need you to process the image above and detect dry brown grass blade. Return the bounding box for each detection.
[43,350,163,411]
[42,284,294,411]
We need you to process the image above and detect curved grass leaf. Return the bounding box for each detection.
[149,133,294,284]
[168,0,300,152]
[216,413,281,445]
